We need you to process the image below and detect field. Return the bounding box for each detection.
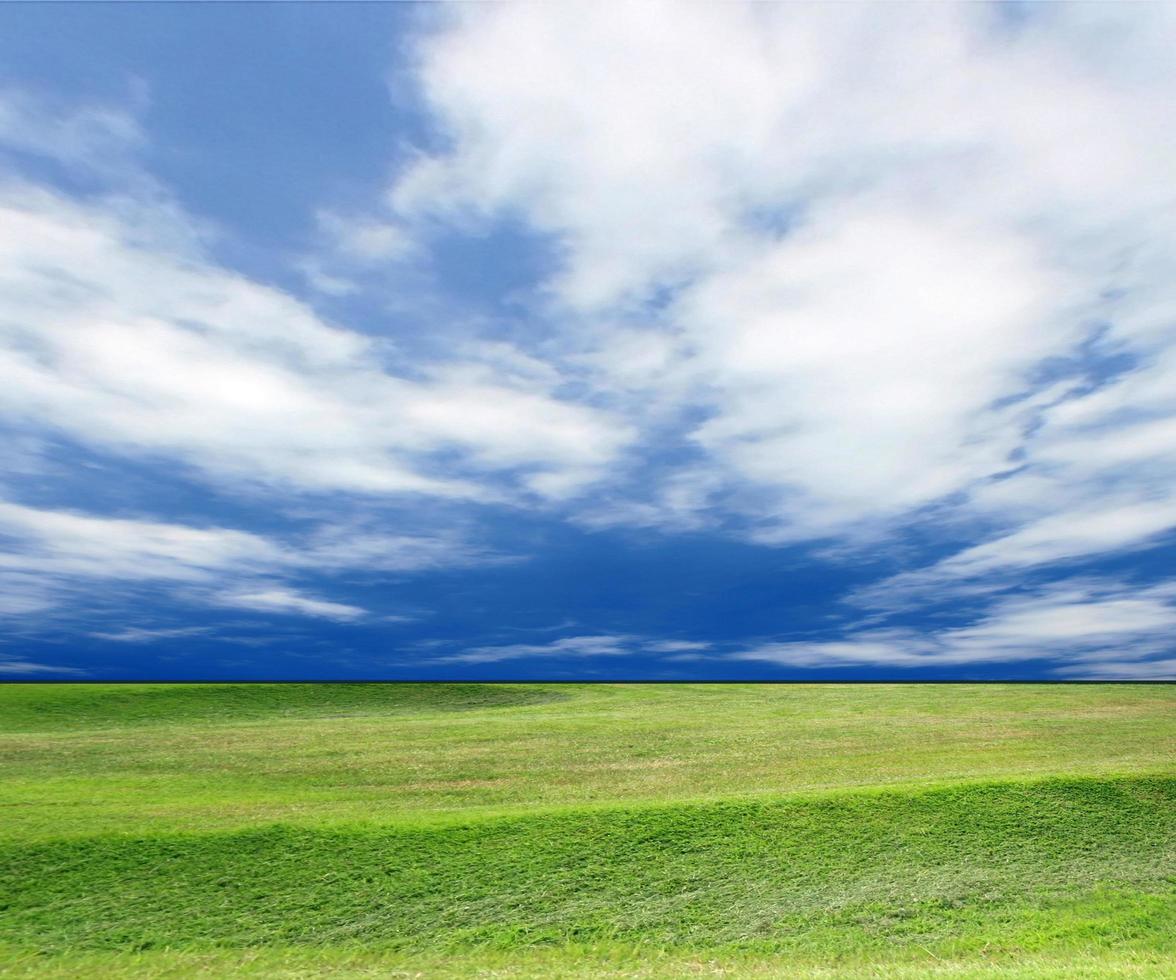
[0,683,1173,978]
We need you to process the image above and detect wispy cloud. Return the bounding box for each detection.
[644,640,712,654]
[0,499,496,623]
[1061,658,1176,680]
[214,588,367,622]
[0,86,145,171]
[89,626,212,644]
[0,501,281,584]
[434,634,635,665]
[432,634,713,665]
[735,580,1176,674]
[0,658,85,675]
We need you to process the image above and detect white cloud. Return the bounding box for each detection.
[0,87,145,170]
[644,640,712,653]
[0,499,283,622]
[0,659,85,675]
[390,2,1176,557]
[434,634,715,664]
[296,209,418,298]
[0,501,280,582]
[0,166,631,505]
[315,208,415,264]
[678,201,1077,531]
[945,500,1176,577]
[436,633,635,664]
[90,626,212,643]
[736,581,1176,674]
[0,499,491,621]
[0,570,57,616]
[10,10,1176,565]
[294,520,508,574]
[1061,658,1176,680]
[215,587,366,622]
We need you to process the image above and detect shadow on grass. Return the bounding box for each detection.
[0,683,572,731]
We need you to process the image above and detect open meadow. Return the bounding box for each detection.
[0,683,1173,978]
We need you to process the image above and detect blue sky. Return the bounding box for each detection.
[2,3,1175,680]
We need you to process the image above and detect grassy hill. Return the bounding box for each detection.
[0,683,1173,977]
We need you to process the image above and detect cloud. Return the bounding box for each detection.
[214,587,367,622]
[295,523,509,574]
[0,499,493,622]
[10,11,1176,557]
[900,499,1176,588]
[296,208,419,298]
[1061,658,1176,680]
[0,87,145,171]
[0,571,57,616]
[0,659,85,675]
[89,626,212,644]
[644,640,712,653]
[389,2,1176,556]
[0,499,283,623]
[0,172,631,505]
[433,634,714,664]
[0,501,281,583]
[855,372,1176,608]
[735,580,1176,675]
[435,634,634,664]
[315,208,416,264]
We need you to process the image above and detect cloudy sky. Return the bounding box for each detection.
[2,3,1175,680]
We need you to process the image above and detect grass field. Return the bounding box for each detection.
[0,683,1173,977]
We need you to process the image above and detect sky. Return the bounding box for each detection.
[1,2,1175,681]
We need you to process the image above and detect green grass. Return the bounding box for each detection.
[1,683,1173,977]
[0,682,568,732]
